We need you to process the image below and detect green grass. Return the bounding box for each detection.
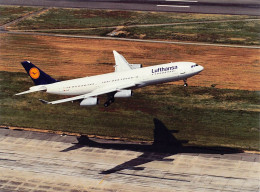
[5,6,259,45]
[121,20,260,45]
[0,71,259,150]
[33,20,260,45]
[2,6,259,45]
[34,28,115,36]
[12,8,258,30]
[0,6,40,25]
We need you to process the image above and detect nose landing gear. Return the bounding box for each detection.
[183,79,188,87]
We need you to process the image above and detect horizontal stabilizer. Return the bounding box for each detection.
[15,86,47,96]
[15,90,36,96]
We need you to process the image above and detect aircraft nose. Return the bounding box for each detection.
[198,65,204,72]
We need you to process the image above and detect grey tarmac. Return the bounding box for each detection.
[0,127,259,192]
[0,0,259,15]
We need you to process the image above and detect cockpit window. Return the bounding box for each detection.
[191,64,197,68]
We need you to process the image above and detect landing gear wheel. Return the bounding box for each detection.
[104,101,110,107]
[104,98,115,107]
[109,98,115,104]
[183,79,188,87]
[104,92,116,107]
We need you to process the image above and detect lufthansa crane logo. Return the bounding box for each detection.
[29,67,40,79]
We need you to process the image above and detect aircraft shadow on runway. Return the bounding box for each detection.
[61,118,243,174]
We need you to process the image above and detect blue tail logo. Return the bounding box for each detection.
[21,61,58,85]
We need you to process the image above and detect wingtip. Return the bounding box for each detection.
[15,90,30,96]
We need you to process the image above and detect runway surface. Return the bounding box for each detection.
[0,127,259,192]
[0,0,259,15]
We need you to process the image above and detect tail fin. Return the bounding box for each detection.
[21,61,58,85]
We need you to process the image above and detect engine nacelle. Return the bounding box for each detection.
[80,97,99,106]
[114,90,133,98]
[129,64,142,70]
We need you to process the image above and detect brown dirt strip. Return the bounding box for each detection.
[9,18,260,32]
[0,33,259,90]
[0,125,151,143]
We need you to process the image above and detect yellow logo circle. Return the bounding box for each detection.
[29,67,40,79]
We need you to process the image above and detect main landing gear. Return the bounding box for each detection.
[104,98,114,107]
[183,79,188,87]
[104,92,115,107]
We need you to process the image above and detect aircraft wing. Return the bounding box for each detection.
[43,82,136,105]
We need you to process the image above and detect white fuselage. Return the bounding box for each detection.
[44,62,203,96]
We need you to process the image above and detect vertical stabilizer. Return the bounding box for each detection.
[21,61,58,85]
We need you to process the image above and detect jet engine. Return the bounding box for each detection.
[129,64,142,70]
[80,97,99,106]
[114,90,133,98]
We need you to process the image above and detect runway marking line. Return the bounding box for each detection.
[165,0,198,2]
[157,5,190,8]
[244,150,260,155]
[99,175,110,185]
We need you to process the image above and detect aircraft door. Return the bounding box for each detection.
[178,64,186,77]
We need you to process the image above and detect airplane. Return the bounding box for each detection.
[15,50,204,107]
